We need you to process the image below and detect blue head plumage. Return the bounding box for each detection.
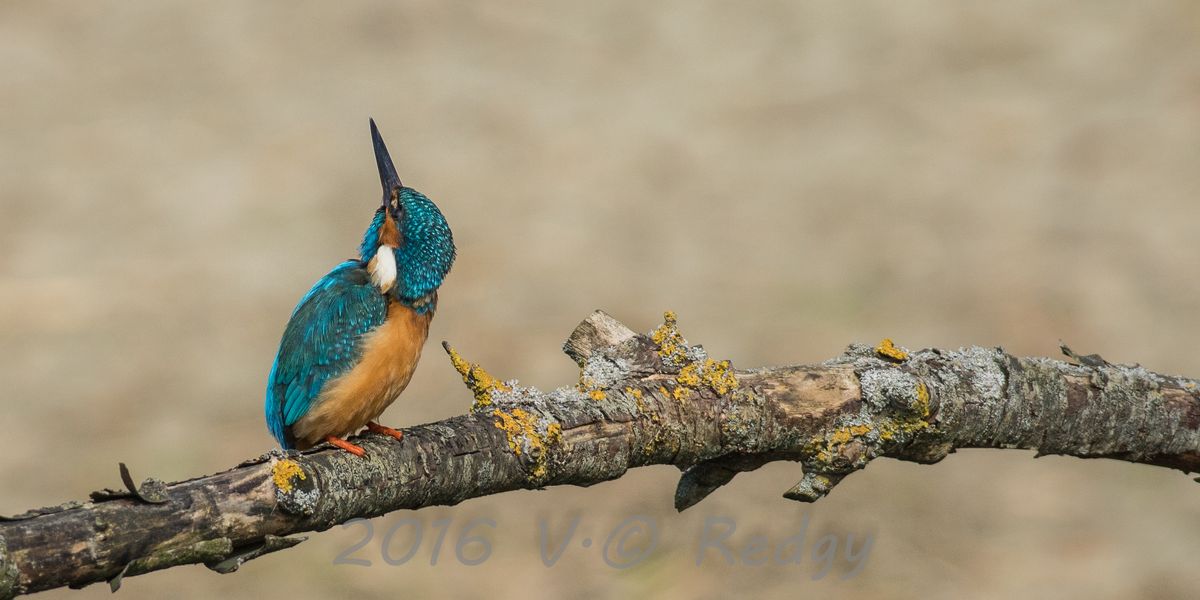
[359,119,456,312]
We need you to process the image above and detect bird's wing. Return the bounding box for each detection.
[265,261,388,447]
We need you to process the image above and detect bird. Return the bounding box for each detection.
[264,119,455,456]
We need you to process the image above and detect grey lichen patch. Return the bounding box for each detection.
[906,346,1016,449]
[860,369,925,412]
[720,388,767,453]
[954,346,1008,403]
[906,346,1200,469]
[545,385,591,407]
[1,534,17,600]
[485,381,543,408]
[271,458,319,516]
[579,352,630,391]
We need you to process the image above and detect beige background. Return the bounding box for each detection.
[2,2,1199,599]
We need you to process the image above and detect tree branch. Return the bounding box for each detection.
[2,310,1198,597]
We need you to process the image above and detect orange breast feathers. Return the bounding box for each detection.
[289,300,433,449]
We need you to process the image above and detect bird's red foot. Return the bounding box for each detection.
[365,421,404,441]
[325,435,366,457]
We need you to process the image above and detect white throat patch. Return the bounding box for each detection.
[370,245,397,293]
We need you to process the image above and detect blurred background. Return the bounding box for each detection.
[2,1,1199,598]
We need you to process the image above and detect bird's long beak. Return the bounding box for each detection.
[370,118,402,206]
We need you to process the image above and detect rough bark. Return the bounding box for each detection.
[2,310,1198,598]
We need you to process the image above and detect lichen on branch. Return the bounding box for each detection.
[1,310,1198,599]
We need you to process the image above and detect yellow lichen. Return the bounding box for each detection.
[700,359,739,395]
[879,417,929,442]
[828,424,873,445]
[445,343,510,412]
[492,408,561,480]
[271,459,306,493]
[676,363,701,387]
[493,408,534,455]
[626,387,648,413]
[808,422,888,465]
[866,384,933,443]
[650,311,740,399]
[650,311,740,401]
[531,423,563,479]
[589,389,607,401]
[875,338,909,361]
[545,422,563,446]
[650,310,678,345]
[915,381,930,417]
[672,357,739,401]
[671,385,691,403]
[641,423,678,457]
[650,310,688,363]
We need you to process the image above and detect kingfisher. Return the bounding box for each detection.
[264,119,455,456]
